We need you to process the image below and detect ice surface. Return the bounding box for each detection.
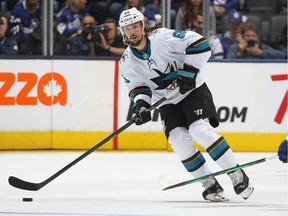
[0,151,287,216]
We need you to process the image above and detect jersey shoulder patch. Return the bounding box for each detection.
[120,48,131,64]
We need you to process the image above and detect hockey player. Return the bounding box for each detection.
[278,137,288,163]
[118,7,254,202]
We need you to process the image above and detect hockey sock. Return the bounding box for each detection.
[206,136,237,169]
[181,150,212,177]
[168,127,212,178]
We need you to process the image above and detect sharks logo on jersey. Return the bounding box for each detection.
[150,62,178,90]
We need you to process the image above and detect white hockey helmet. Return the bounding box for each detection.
[119,7,145,36]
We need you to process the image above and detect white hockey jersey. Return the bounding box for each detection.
[119,28,211,107]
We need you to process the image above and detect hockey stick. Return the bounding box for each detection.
[9,87,179,191]
[161,155,278,191]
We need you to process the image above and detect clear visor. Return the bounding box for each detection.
[122,24,142,33]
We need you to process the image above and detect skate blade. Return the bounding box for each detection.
[240,183,254,200]
[206,192,229,202]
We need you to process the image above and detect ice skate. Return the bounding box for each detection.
[202,177,229,202]
[228,169,254,200]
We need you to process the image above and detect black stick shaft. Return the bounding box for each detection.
[9,87,179,191]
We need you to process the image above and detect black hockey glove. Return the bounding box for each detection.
[132,99,151,126]
[177,64,199,94]
[278,139,287,163]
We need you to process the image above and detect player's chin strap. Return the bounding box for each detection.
[8,86,180,191]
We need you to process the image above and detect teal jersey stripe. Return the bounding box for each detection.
[162,71,178,80]
[130,89,152,101]
[186,40,210,54]
[177,70,196,78]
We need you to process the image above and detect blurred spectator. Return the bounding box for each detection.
[271,24,287,58]
[9,0,42,54]
[211,0,236,16]
[1,0,19,15]
[175,0,216,35]
[56,0,89,38]
[235,0,246,12]
[278,0,287,14]
[68,16,126,56]
[211,0,237,34]
[93,18,126,56]
[227,23,286,59]
[86,0,109,24]
[0,13,18,55]
[23,15,70,55]
[108,0,125,22]
[220,10,243,58]
[144,0,160,14]
[126,0,156,27]
[54,0,67,13]
[193,13,224,59]
[68,15,96,55]
[9,0,41,38]
[109,0,156,27]
[145,0,177,28]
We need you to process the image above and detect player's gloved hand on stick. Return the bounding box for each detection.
[278,139,287,163]
[177,64,199,94]
[132,99,151,125]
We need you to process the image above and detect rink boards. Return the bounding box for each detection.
[0,59,286,151]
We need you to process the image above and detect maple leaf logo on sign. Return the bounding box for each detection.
[43,79,63,97]
[38,72,67,106]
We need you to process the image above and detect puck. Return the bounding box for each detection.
[22,198,33,202]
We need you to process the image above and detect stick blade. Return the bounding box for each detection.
[159,173,170,190]
[8,176,40,191]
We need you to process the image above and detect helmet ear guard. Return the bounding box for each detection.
[122,34,130,45]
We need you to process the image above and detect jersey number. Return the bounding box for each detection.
[172,30,186,39]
